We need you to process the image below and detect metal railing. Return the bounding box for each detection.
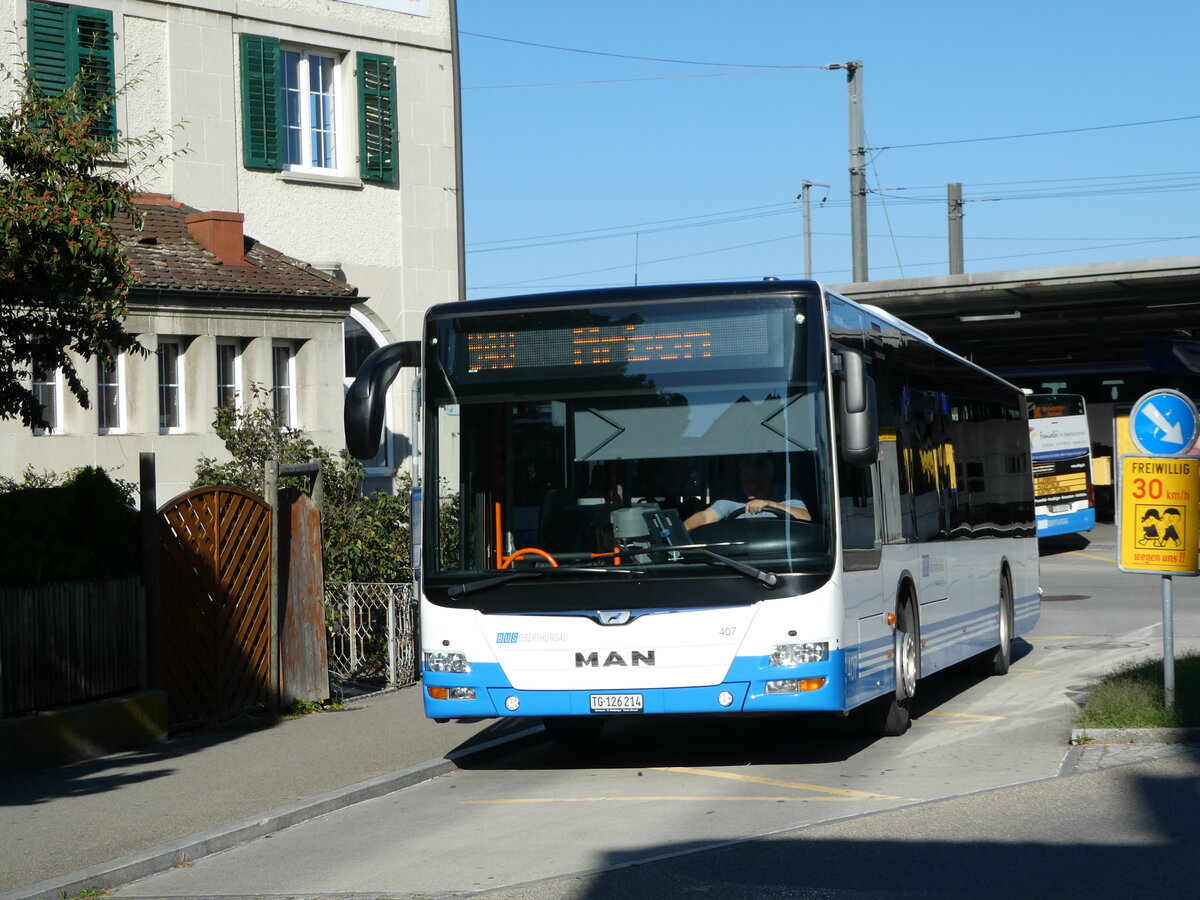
[324,582,418,688]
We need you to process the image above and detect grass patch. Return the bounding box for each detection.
[1077,651,1200,728]
[284,697,345,718]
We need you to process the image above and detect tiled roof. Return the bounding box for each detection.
[114,195,358,299]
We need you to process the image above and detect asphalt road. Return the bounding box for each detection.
[112,525,1200,899]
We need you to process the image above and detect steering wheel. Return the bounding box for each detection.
[500,547,559,569]
[728,505,790,520]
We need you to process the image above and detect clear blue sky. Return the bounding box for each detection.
[457,1,1199,299]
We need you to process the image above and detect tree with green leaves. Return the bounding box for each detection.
[0,58,147,428]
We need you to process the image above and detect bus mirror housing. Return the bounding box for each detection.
[345,340,421,460]
[836,349,878,466]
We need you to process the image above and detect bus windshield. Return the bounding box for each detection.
[423,291,833,607]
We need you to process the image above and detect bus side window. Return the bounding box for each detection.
[838,457,880,551]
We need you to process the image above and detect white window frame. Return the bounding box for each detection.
[272,341,297,428]
[280,46,343,175]
[158,339,185,434]
[32,365,63,435]
[342,311,392,472]
[97,353,126,434]
[216,340,242,413]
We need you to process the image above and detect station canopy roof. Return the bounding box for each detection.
[832,255,1200,384]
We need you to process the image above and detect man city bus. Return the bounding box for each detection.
[345,280,1040,740]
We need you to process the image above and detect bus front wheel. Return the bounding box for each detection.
[863,597,918,737]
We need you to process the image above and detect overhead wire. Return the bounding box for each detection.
[459,31,826,69]
[871,114,1200,151]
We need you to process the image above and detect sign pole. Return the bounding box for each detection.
[1162,575,1175,709]
[1121,388,1200,715]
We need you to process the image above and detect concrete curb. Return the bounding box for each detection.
[0,723,544,900]
[1070,726,1200,745]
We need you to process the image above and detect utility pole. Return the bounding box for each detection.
[827,61,868,283]
[947,182,964,275]
[798,181,830,280]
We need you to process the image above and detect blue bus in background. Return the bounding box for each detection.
[1028,393,1095,537]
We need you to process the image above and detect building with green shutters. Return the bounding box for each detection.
[3,0,461,496]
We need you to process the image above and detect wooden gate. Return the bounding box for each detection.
[158,486,272,726]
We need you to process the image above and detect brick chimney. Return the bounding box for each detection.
[185,210,250,266]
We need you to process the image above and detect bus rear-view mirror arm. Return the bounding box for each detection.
[344,340,420,460]
[836,348,879,466]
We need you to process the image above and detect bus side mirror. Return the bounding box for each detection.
[836,349,878,466]
[345,340,420,460]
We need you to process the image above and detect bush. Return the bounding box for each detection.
[193,387,457,584]
[0,466,138,586]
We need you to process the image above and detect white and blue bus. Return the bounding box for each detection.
[1027,393,1095,538]
[346,281,1040,738]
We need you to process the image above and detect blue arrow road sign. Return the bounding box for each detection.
[1130,390,1199,457]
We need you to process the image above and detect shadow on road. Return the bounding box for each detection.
[1039,532,1093,557]
[464,650,1032,772]
[549,753,1200,899]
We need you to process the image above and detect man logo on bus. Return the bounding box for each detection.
[575,650,656,667]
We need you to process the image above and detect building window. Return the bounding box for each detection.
[27,2,117,146]
[97,354,124,433]
[239,34,397,183]
[272,343,295,427]
[158,340,184,432]
[32,365,62,434]
[281,48,338,171]
[217,341,241,411]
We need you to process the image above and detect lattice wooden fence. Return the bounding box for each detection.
[157,486,272,727]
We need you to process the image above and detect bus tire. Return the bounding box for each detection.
[975,569,1014,677]
[542,716,604,746]
[862,596,918,737]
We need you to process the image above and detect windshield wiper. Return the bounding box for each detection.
[446,566,646,600]
[648,541,780,588]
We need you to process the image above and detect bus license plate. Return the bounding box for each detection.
[590,693,643,713]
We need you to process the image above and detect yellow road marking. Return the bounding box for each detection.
[1065,551,1115,563]
[468,795,867,804]
[921,710,1005,723]
[651,766,908,801]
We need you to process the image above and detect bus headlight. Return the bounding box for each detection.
[766,677,826,694]
[770,642,829,666]
[424,651,471,673]
[427,686,477,701]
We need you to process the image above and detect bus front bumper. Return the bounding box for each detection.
[422,653,850,719]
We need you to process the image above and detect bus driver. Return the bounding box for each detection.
[683,454,811,531]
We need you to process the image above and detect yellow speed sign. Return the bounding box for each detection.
[1118,456,1200,575]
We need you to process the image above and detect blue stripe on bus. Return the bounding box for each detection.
[422,591,1042,720]
[1037,507,1095,537]
[422,652,850,718]
[1033,447,1089,461]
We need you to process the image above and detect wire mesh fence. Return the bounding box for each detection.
[324,582,418,688]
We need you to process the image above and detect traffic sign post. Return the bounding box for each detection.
[1128,389,1199,458]
[1118,390,1200,710]
[1118,456,1200,575]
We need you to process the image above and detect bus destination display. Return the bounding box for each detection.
[464,313,776,375]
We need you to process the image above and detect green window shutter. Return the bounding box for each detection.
[75,7,116,146]
[27,2,115,147]
[27,1,71,96]
[240,33,282,170]
[357,52,397,184]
